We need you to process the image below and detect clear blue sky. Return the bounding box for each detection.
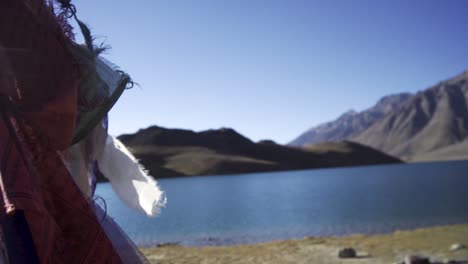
[73,0,468,144]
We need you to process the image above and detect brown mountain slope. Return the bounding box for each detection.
[351,71,468,160]
[288,93,412,146]
[118,126,401,178]
[409,137,468,162]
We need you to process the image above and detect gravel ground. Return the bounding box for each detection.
[140,224,468,264]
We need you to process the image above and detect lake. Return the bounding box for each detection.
[95,160,468,247]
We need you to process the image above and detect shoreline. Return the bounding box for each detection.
[140,224,468,263]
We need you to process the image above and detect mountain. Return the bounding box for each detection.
[352,71,468,161]
[118,126,401,178]
[412,138,468,162]
[288,93,412,146]
[291,70,468,162]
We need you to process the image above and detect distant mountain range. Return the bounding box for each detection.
[290,71,468,162]
[118,127,400,178]
[289,93,413,146]
[116,70,468,178]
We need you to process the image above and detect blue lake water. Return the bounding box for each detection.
[95,160,468,246]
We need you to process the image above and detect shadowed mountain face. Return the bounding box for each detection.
[118,126,401,178]
[352,71,468,160]
[288,93,412,146]
[291,71,468,162]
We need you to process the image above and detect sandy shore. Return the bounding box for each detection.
[140,224,468,264]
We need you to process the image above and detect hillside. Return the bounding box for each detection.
[118,126,401,178]
[351,71,468,160]
[290,71,468,162]
[289,93,412,146]
[411,138,468,162]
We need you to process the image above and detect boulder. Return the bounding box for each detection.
[404,255,430,264]
[449,243,466,252]
[155,242,179,248]
[338,248,357,258]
